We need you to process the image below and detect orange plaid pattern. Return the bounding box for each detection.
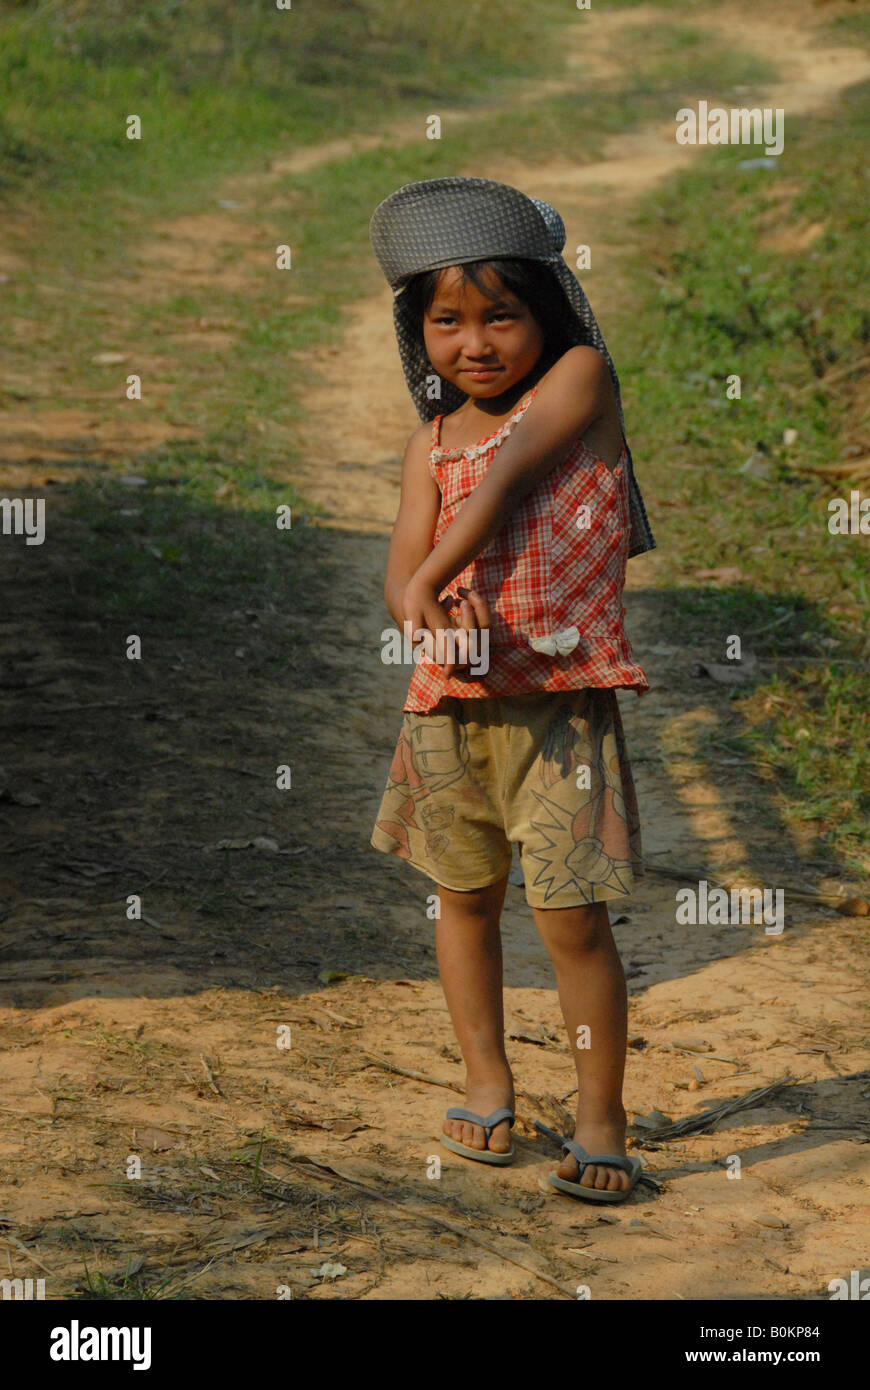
[403,386,649,713]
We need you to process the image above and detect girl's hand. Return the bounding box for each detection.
[402,579,491,680]
[447,586,492,680]
[402,575,454,664]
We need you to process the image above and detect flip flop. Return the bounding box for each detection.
[547,1139,643,1203]
[440,1107,516,1165]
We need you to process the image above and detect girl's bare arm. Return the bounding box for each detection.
[385,425,492,676]
[409,345,612,604]
[383,423,442,627]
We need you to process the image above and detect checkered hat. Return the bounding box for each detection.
[370,176,655,558]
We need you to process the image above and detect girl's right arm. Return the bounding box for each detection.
[383,423,441,627]
[385,423,492,676]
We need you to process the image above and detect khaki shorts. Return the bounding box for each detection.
[370,688,643,908]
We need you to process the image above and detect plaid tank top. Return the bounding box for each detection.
[403,385,649,713]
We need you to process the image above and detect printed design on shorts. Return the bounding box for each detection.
[524,791,635,903]
[372,716,472,864]
[524,696,640,903]
[538,693,589,785]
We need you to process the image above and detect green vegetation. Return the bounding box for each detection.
[614,81,870,867]
[600,0,720,8]
[72,1254,191,1299]
[821,8,870,47]
[0,0,565,201]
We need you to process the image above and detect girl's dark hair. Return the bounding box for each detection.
[402,258,577,373]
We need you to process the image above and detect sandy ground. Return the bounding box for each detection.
[0,0,868,1301]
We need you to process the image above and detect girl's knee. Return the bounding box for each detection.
[438,876,508,921]
[532,900,614,951]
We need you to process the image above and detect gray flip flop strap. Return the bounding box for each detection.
[561,1140,633,1175]
[446,1107,514,1138]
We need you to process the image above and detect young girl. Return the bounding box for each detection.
[368,177,655,1203]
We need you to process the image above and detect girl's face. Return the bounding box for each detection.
[422,266,545,400]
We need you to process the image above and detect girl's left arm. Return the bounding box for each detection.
[405,346,611,627]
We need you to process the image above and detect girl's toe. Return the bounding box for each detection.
[488,1122,510,1153]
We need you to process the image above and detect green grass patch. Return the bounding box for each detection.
[598,0,720,8]
[61,476,311,638]
[821,8,870,47]
[71,1254,192,1300]
[0,0,569,204]
[613,80,870,872]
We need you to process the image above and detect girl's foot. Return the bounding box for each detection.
[442,1074,515,1155]
[556,1109,630,1192]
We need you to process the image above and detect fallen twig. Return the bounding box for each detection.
[158,1257,218,1298]
[199,1053,223,1096]
[0,1235,54,1275]
[564,1245,618,1264]
[358,1051,458,1091]
[631,1076,799,1144]
[665,1045,741,1066]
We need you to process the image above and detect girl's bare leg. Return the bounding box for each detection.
[436,876,514,1155]
[532,899,630,1191]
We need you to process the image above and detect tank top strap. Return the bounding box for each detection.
[430,385,539,463]
[428,413,444,479]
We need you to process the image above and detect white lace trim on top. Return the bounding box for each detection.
[430,390,536,461]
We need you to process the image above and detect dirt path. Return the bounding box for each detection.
[1,0,867,1301]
